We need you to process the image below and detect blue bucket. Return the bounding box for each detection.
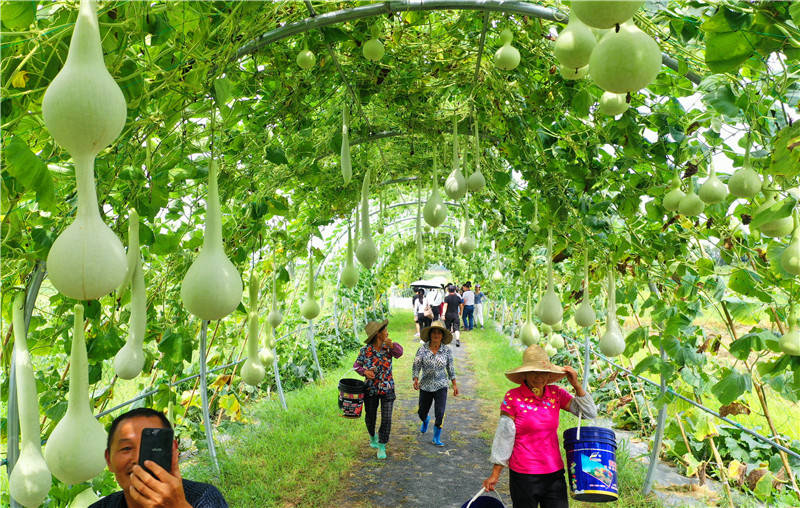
[563,426,619,502]
[460,489,505,508]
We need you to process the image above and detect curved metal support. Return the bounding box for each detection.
[236,0,701,85]
[199,321,220,475]
[643,282,668,495]
[307,320,324,379]
[273,352,288,411]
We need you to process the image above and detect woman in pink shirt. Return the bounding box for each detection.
[482,345,597,507]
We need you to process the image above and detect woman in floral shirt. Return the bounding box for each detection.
[353,319,403,459]
[412,321,459,446]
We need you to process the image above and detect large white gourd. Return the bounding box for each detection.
[9,293,52,508]
[662,174,685,212]
[445,116,467,200]
[598,267,625,357]
[597,92,629,116]
[727,157,762,199]
[181,160,243,321]
[466,117,486,193]
[571,0,644,29]
[456,202,476,255]
[114,211,146,380]
[560,64,589,80]
[356,167,378,268]
[68,487,101,508]
[300,255,320,320]
[341,105,352,185]
[267,271,283,328]
[45,304,107,484]
[699,163,728,204]
[423,159,448,227]
[554,12,596,69]
[589,21,661,93]
[539,229,564,325]
[754,192,794,238]
[42,0,126,158]
[241,274,266,386]
[574,250,596,327]
[341,221,360,288]
[520,288,540,346]
[494,29,521,70]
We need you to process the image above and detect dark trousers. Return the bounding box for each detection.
[417,387,448,427]
[432,306,440,321]
[417,312,431,329]
[463,305,475,330]
[364,393,394,444]
[509,468,568,508]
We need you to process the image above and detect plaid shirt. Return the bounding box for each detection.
[354,342,403,396]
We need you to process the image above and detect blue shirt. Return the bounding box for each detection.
[474,292,485,304]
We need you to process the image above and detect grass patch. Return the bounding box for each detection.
[463,322,666,508]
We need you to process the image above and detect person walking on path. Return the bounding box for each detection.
[482,345,597,507]
[412,321,459,447]
[353,320,404,459]
[428,287,443,322]
[442,285,463,347]
[474,284,486,329]
[412,288,429,336]
[462,285,475,331]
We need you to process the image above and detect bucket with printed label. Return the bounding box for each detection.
[563,426,618,502]
[338,378,366,418]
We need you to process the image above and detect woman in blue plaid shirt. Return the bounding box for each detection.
[412,321,459,446]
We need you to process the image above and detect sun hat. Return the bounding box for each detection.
[364,319,389,344]
[420,320,453,345]
[505,345,567,385]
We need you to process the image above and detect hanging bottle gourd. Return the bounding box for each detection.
[662,174,685,212]
[268,270,283,328]
[539,229,564,325]
[494,29,521,70]
[300,254,320,320]
[341,220,360,288]
[296,43,316,70]
[423,157,448,227]
[43,0,128,301]
[597,92,629,116]
[416,184,425,262]
[340,104,352,185]
[356,167,378,268]
[779,303,800,356]
[492,268,503,282]
[531,199,541,232]
[181,159,243,321]
[520,287,540,346]
[678,177,705,217]
[9,293,52,508]
[728,142,762,199]
[754,190,794,238]
[241,273,266,386]
[554,11,596,69]
[598,266,625,357]
[363,37,385,61]
[117,143,150,294]
[780,211,800,276]
[467,115,486,193]
[698,161,728,204]
[114,210,146,380]
[456,199,476,255]
[445,115,467,200]
[574,249,596,327]
[571,0,644,29]
[259,327,276,366]
[45,304,107,484]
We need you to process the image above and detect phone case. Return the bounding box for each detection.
[138,427,174,477]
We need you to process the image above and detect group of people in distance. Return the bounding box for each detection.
[412,281,486,347]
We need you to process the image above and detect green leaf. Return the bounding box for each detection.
[3,136,56,210]
[727,269,772,303]
[704,85,740,117]
[570,89,592,118]
[704,31,756,73]
[729,330,774,361]
[158,329,193,365]
[711,367,751,405]
[750,196,796,229]
[265,146,288,165]
[769,123,800,177]
[213,77,233,105]
[632,354,660,376]
[1,0,36,30]
[493,170,511,188]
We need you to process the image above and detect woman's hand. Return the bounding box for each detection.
[364,369,376,380]
[482,472,500,491]
[562,365,586,396]
[413,378,420,390]
[452,382,459,397]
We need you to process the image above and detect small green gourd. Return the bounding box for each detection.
[423,159,448,227]
[300,255,320,320]
[779,304,800,356]
[574,250,596,327]
[727,148,761,198]
[662,174,685,212]
[554,12,596,69]
[678,179,705,217]
[495,29,521,70]
[520,287,540,346]
[356,167,378,268]
[698,163,728,204]
[780,211,800,275]
[456,201,476,255]
[598,266,625,357]
[755,191,794,238]
[242,273,266,386]
[267,270,283,329]
[466,116,486,192]
[560,64,589,80]
[445,115,467,200]
[363,38,385,61]
[340,104,352,185]
[296,47,316,70]
[341,221,360,288]
[539,229,564,325]
[114,210,146,380]
[597,92,629,116]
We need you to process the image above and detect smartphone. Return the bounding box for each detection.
[138,427,174,477]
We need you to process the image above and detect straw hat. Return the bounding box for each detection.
[420,320,453,345]
[505,345,567,385]
[364,319,389,343]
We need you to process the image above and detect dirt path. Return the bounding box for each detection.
[336,319,510,508]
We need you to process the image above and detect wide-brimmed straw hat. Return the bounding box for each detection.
[420,320,453,345]
[364,319,389,343]
[505,345,567,385]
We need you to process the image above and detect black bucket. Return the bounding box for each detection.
[338,378,366,418]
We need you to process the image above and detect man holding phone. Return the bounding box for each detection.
[90,408,227,508]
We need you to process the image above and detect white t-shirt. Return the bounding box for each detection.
[428,290,443,307]
[414,296,427,314]
[462,290,475,306]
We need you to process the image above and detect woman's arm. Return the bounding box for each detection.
[412,347,423,380]
[442,302,448,315]
[484,413,515,491]
[562,365,597,418]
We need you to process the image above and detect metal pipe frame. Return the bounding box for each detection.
[236,0,702,85]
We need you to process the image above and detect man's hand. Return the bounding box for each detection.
[364,369,376,380]
[129,442,190,508]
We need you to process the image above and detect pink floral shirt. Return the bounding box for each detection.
[500,383,573,474]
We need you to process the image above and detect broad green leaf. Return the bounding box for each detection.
[704,31,756,73]
[711,367,751,405]
[1,0,35,30]
[214,77,233,105]
[768,123,800,177]
[750,195,796,229]
[3,136,56,210]
[727,269,772,303]
[265,146,288,165]
[704,85,740,117]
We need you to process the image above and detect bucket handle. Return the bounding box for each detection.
[466,487,505,508]
[577,411,582,441]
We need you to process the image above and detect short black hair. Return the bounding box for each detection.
[107,407,172,450]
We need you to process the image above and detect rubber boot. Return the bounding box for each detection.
[369,434,379,449]
[377,443,387,459]
[420,416,430,434]
[432,426,444,446]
